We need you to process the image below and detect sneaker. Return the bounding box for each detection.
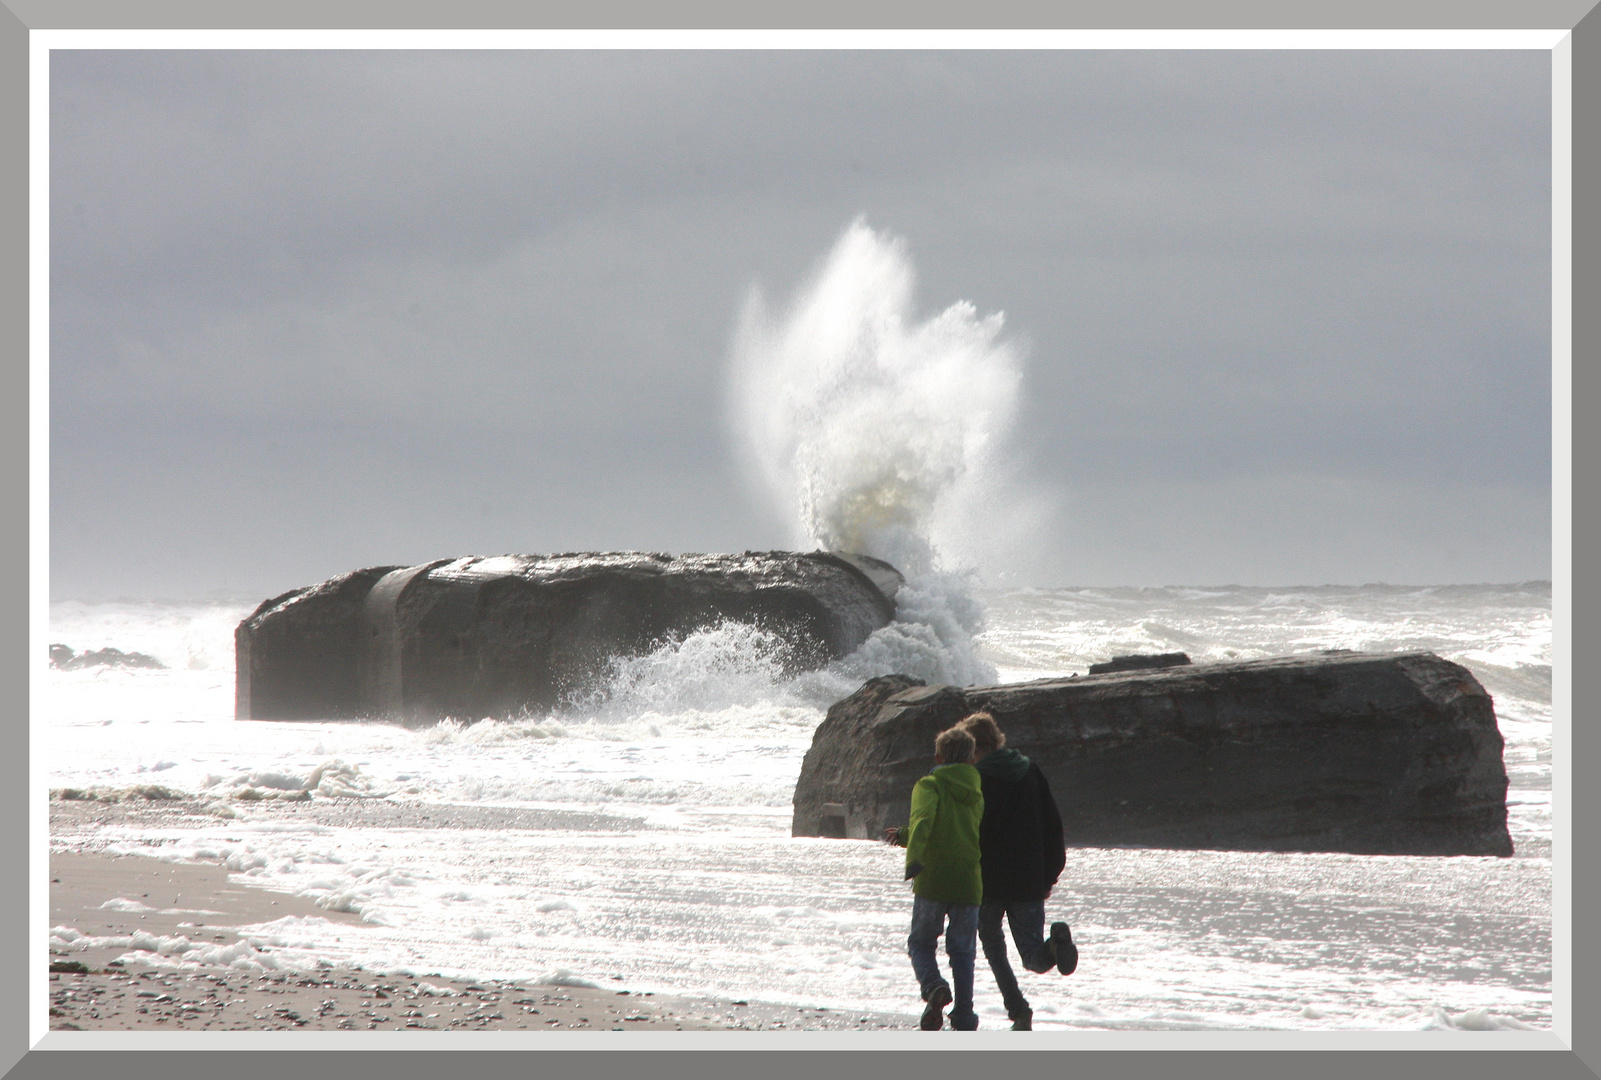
[920,984,953,1030]
[1011,1008,1033,1031]
[1050,922,1078,975]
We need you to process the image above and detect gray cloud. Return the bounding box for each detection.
[50,50,1550,597]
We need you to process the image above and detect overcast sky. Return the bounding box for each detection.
[50,49,1551,600]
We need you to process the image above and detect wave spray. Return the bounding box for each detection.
[730,218,1032,690]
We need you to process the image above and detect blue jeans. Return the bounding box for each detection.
[907,896,980,1030]
[978,900,1055,1018]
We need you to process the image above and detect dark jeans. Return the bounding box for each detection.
[978,900,1055,1018]
[907,896,980,1029]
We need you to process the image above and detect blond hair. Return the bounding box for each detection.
[960,711,1005,755]
[934,725,976,765]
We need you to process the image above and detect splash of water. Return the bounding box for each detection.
[591,621,798,717]
[729,218,1032,686]
[729,218,1026,578]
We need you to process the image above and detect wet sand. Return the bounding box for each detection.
[48,797,915,1033]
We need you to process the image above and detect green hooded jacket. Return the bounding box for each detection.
[903,762,985,905]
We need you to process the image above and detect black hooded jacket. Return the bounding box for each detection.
[973,747,1066,904]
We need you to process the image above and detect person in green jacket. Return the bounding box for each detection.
[902,724,985,1031]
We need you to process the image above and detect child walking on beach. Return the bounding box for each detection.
[902,725,985,1030]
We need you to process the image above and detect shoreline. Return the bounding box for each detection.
[46,783,1552,1034]
[47,851,726,1031]
[47,839,913,1033]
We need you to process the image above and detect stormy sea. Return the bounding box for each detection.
[45,581,1552,1031]
[45,222,1553,1031]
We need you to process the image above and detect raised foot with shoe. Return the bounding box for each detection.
[1049,922,1078,976]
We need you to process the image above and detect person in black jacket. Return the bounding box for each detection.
[960,711,1076,1030]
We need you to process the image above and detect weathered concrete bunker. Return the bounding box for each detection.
[237,550,902,723]
[793,651,1512,857]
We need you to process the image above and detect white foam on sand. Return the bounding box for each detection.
[98,897,155,912]
[59,811,1552,1031]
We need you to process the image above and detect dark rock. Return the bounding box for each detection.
[792,652,1512,857]
[49,961,89,974]
[236,566,404,721]
[1087,652,1191,675]
[237,550,903,722]
[50,645,166,670]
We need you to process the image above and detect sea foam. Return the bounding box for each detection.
[728,218,1040,689]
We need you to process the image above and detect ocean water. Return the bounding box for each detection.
[44,219,1551,1033]
[44,580,1553,1032]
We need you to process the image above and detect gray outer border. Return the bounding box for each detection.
[6,2,1592,1079]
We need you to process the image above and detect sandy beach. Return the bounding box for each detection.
[48,795,914,1033]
